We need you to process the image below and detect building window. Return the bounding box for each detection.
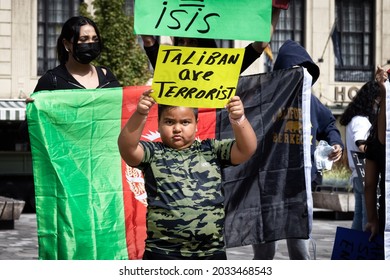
[334,0,374,82]
[268,0,304,71]
[37,0,81,75]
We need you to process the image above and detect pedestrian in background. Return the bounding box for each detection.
[340,80,381,231]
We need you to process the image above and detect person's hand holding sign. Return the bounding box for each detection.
[226,96,245,125]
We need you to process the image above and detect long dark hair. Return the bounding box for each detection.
[339,80,381,126]
[57,16,102,65]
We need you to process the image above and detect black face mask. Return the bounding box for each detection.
[73,42,101,64]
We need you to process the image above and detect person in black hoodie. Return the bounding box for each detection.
[33,16,120,93]
[252,40,344,260]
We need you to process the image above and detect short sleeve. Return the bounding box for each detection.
[139,141,155,164]
[350,116,371,144]
[211,139,235,163]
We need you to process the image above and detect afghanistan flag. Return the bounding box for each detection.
[27,67,312,259]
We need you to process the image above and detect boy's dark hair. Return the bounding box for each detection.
[57,16,102,65]
[158,104,198,121]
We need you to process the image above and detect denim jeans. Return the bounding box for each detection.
[351,176,367,231]
[252,239,311,260]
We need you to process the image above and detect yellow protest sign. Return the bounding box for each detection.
[151,45,244,108]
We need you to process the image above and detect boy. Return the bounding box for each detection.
[118,89,257,259]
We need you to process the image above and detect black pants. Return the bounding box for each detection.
[142,250,227,260]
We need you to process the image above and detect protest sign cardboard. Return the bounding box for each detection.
[134,0,272,41]
[331,227,384,260]
[151,45,244,108]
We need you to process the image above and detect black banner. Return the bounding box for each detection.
[219,67,311,248]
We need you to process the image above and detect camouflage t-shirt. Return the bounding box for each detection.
[139,138,234,258]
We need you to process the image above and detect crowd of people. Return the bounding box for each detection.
[27,0,387,260]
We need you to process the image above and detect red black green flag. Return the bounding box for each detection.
[27,67,311,259]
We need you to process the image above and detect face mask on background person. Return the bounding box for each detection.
[73,42,101,64]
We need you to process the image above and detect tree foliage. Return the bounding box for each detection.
[80,0,151,86]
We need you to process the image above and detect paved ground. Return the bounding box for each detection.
[227,211,353,260]
[0,211,352,260]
